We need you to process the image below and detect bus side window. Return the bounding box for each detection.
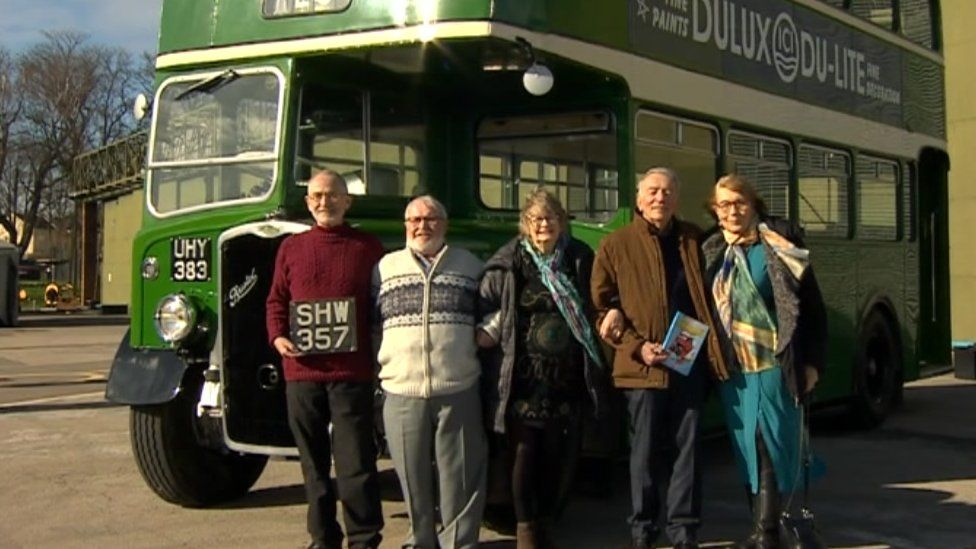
[856,156,899,241]
[476,111,618,222]
[903,161,917,241]
[634,111,718,229]
[727,131,792,220]
[295,87,424,197]
[798,145,851,239]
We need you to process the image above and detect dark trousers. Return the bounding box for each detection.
[286,381,384,549]
[625,368,706,545]
[508,415,581,523]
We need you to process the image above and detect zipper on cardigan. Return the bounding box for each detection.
[420,247,447,399]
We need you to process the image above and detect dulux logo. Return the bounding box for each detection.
[228,267,258,309]
[690,0,900,103]
[639,0,902,105]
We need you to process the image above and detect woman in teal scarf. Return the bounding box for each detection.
[478,189,609,549]
[701,174,827,549]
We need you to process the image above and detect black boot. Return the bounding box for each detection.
[736,434,781,549]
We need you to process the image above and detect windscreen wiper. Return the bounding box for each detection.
[175,69,240,101]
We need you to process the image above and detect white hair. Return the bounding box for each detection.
[404,195,448,220]
[638,166,681,191]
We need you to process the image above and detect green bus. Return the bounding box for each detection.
[106,0,950,506]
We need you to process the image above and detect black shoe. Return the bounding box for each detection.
[307,541,340,549]
[673,543,699,549]
[734,530,778,549]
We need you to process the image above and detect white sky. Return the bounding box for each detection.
[1,0,164,54]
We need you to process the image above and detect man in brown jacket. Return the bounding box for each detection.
[592,167,728,549]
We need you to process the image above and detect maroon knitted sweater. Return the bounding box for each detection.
[265,223,385,383]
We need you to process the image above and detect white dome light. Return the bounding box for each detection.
[522,63,554,96]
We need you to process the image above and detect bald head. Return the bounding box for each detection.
[305,170,352,227]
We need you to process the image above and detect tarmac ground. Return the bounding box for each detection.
[1,317,974,548]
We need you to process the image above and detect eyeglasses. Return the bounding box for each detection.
[714,200,749,213]
[405,216,443,226]
[307,192,345,203]
[527,215,558,226]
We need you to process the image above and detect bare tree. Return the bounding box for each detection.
[134,51,157,131]
[0,47,25,247]
[0,31,146,259]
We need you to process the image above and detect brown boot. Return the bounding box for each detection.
[516,521,537,549]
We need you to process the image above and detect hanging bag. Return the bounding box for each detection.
[778,399,827,549]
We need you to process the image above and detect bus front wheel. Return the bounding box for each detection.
[129,380,267,507]
[851,312,902,428]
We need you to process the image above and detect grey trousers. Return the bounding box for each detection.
[383,385,488,549]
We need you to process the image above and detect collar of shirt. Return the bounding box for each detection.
[410,245,446,273]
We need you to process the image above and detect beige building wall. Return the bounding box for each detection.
[100,190,144,310]
[944,1,976,341]
[0,217,36,256]
[0,217,70,263]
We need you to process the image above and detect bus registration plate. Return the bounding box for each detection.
[170,237,212,282]
[289,298,358,354]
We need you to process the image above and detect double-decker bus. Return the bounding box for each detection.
[106,0,949,506]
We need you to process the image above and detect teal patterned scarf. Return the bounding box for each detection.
[521,237,604,368]
[712,223,810,372]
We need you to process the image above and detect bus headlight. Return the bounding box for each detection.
[154,294,197,344]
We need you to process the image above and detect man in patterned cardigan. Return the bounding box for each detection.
[373,195,487,549]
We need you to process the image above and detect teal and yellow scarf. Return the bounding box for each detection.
[712,223,809,373]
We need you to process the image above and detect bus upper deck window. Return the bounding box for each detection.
[263,0,351,17]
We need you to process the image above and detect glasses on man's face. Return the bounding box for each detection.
[714,200,749,213]
[307,192,345,203]
[405,216,443,226]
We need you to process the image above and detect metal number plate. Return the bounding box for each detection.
[289,298,358,354]
[170,237,212,282]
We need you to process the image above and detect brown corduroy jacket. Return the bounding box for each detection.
[591,215,730,389]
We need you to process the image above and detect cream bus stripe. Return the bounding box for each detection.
[157,21,944,157]
[156,21,493,69]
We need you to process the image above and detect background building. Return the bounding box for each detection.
[943,0,976,341]
[0,215,73,281]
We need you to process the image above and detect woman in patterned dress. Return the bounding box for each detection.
[478,190,608,549]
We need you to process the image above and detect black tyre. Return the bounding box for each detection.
[851,312,902,428]
[130,377,267,507]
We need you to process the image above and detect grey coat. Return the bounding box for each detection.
[701,217,828,400]
[478,236,609,434]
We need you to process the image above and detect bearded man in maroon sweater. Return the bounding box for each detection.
[266,170,385,549]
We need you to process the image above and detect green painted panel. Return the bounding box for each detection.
[158,0,216,53]
[161,0,493,54]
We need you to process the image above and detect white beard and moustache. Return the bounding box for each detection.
[408,236,444,256]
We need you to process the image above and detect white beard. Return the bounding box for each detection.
[408,237,444,256]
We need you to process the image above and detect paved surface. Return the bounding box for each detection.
[0,323,125,405]
[1,323,974,548]
[15,310,130,328]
